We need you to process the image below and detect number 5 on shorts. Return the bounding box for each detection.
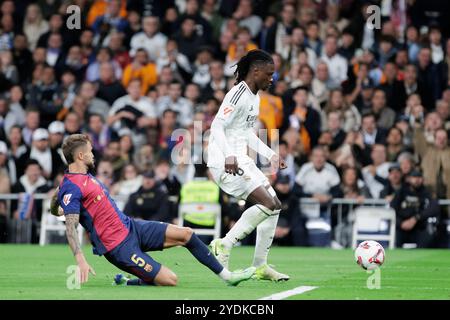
[131,253,145,267]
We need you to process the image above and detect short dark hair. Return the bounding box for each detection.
[236,26,251,35]
[293,85,309,94]
[25,159,42,171]
[97,46,112,55]
[162,109,177,117]
[62,134,91,164]
[170,79,182,87]
[307,20,319,28]
[206,97,220,105]
[362,112,376,120]
[388,126,404,139]
[89,113,105,122]
[25,106,39,114]
[128,77,142,86]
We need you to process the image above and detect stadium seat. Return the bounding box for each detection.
[305,218,332,247]
[351,207,396,249]
[39,199,84,246]
[178,203,221,239]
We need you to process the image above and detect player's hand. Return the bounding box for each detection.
[270,154,287,171]
[225,156,239,175]
[77,260,96,284]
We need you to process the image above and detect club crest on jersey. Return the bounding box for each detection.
[93,194,103,203]
[144,263,153,272]
[223,106,234,117]
[63,194,72,206]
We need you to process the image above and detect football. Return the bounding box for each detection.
[354,240,385,270]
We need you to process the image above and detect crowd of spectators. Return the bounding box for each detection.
[0,0,449,248]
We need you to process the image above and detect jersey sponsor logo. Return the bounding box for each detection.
[63,194,72,206]
[245,114,258,127]
[223,106,235,117]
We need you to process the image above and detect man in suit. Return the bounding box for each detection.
[359,112,387,166]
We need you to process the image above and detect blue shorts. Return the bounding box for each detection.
[104,219,169,284]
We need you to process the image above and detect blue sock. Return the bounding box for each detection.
[126,278,151,286]
[185,233,224,274]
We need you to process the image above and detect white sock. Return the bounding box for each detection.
[218,268,231,281]
[253,211,280,267]
[222,205,271,249]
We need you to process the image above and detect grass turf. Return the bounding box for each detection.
[0,245,449,300]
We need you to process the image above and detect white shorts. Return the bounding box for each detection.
[209,161,270,200]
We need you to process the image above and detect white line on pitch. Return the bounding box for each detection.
[259,286,318,300]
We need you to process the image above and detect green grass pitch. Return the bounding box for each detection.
[0,245,449,300]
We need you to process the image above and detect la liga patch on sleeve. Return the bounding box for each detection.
[63,194,72,206]
[223,106,235,117]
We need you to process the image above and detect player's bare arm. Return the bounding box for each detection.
[66,214,81,256]
[65,213,96,283]
[247,131,287,172]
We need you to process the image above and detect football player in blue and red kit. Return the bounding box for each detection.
[50,134,254,286]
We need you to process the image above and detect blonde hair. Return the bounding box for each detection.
[24,4,44,24]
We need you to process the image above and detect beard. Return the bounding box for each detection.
[86,161,96,174]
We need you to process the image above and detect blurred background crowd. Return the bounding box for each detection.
[0,0,449,248]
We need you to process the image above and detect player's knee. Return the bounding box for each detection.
[181,227,194,245]
[274,198,282,212]
[155,269,178,286]
[158,275,177,286]
[167,273,178,286]
[264,198,278,212]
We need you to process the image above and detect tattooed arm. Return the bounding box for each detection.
[65,214,96,283]
[65,214,82,255]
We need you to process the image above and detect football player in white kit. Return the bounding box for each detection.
[207,50,290,281]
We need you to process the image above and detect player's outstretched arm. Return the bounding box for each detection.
[248,131,287,170]
[248,130,276,160]
[65,214,96,283]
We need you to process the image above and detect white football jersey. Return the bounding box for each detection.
[207,81,260,168]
